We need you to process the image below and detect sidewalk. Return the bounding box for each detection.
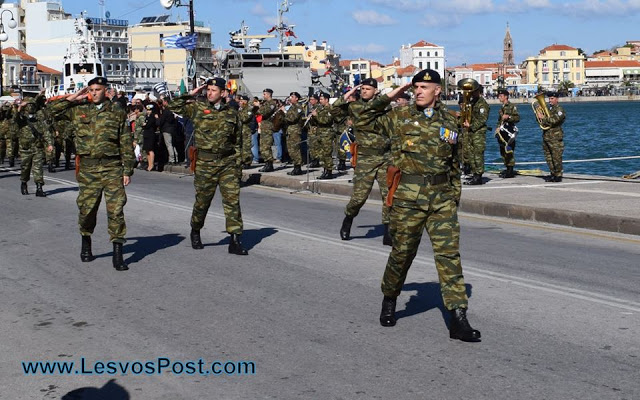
[164,161,640,236]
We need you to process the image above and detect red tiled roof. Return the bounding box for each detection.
[585,60,640,68]
[541,44,577,53]
[1,47,37,61]
[37,63,62,75]
[411,40,438,48]
[396,65,417,76]
[470,63,500,71]
[375,76,384,82]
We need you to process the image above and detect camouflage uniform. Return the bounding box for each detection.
[467,96,489,176]
[540,103,566,178]
[239,103,256,166]
[0,104,14,163]
[312,103,336,171]
[15,107,54,184]
[133,113,147,164]
[169,96,243,234]
[49,99,135,243]
[284,103,304,166]
[371,94,468,310]
[257,99,278,162]
[333,96,391,224]
[496,101,520,167]
[305,102,320,163]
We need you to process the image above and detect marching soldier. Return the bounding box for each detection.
[14,98,54,197]
[169,77,248,256]
[283,91,305,175]
[49,77,135,271]
[310,92,336,179]
[537,91,566,182]
[0,102,15,166]
[255,88,277,172]
[238,95,256,169]
[463,86,489,185]
[333,78,392,246]
[495,88,520,178]
[370,69,481,342]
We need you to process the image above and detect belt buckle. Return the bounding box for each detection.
[424,175,433,185]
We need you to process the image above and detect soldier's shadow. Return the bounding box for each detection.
[350,224,384,240]
[62,378,129,400]
[94,234,185,264]
[46,186,79,196]
[396,282,473,324]
[207,227,277,251]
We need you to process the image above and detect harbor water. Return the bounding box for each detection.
[455,100,640,177]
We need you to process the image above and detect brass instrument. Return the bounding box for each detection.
[457,78,480,126]
[531,93,551,130]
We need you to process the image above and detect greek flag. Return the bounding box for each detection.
[153,82,169,96]
[162,33,198,50]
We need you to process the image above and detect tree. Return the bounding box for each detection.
[577,48,586,56]
[558,80,575,94]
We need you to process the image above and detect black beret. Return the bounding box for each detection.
[88,76,108,86]
[206,77,226,89]
[361,78,378,88]
[319,92,330,100]
[290,91,301,99]
[497,88,509,96]
[239,95,249,101]
[397,92,411,101]
[311,93,320,100]
[547,91,559,98]
[411,69,441,85]
[263,88,274,94]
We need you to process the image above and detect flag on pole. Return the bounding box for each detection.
[153,82,171,99]
[162,33,198,50]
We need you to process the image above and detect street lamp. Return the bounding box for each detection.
[0,9,18,95]
[160,0,196,89]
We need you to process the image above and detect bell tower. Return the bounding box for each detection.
[503,23,514,66]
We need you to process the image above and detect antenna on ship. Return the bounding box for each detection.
[277,0,291,53]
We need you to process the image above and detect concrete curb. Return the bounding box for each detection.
[162,165,640,236]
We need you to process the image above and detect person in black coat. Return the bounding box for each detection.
[142,104,159,171]
[159,98,179,164]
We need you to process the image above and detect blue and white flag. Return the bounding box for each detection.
[153,82,170,96]
[162,33,198,50]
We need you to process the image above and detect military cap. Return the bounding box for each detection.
[397,92,411,101]
[263,88,274,94]
[88,76,108,86]
[290,91,301,99]
[319,92,330,100]
[206,77,226,89]
[497,88,509,96]
[411,69,441,85]
[311,93,320,100]
[547,91,559,98]
[145,104,155,110]
[239,94,250,101]
[361,77,378,88]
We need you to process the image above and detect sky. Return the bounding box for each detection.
[54,0,640,67]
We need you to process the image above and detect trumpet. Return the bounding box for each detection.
[531,93,551,130]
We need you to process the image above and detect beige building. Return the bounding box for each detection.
[129,18,213,90]
[523,44,586,88]
[285,40,339,70]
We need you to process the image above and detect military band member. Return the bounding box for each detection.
[371,69,481,342]
[333,78,392,246]
[169,77,248,256]
[463,86,489,185]
[495,88,520,178]
[238,95,256,169]
[537,91,566,182]
[283,92,305,175]
[255,88,277,172]
[49,77,135,271]
[311,92,336,179]
[305,94,320,167]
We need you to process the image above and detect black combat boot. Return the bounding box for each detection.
[317,169,333,180]
[337,159,347,171]
[462,164,471,176]
[498,169,507,178]
[35,183,46,197]
[308,159,320,168]
[190,229,204,249]
[48,161,56,173]
[449,308,481,342]
[20,182,28,195]
[228,234,248,255]
[242,163,252,169]
[65,157,72,170]
[464,174,483,185]
[552,176,563,182]
[0,156,4,164]
[9,157,15,167]
[379,296,397,327]
[80,235,95,262]
[340,215,353,240]
[505,166,515,178]
[287,165,303,176]
[112,242,129,271]
[259,161,274,172]
[383,224,392,246]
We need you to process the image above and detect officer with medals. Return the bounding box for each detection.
[368,69,481,342]
[536,92,566,182]
[495,88,520,178]
[169,77,248,255]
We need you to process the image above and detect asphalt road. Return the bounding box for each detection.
[1,165,639,399]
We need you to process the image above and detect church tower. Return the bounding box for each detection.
[503,23,514,66]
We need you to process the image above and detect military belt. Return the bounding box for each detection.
[357,147,389,156]
[400,172,449,186]
[80,156,120,166]
[198,148,234,160]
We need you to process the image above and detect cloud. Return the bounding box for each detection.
[352,10,398,25]
[419,14,462,28]
[345,43,389,54]
[368,0,428,11]
[432,0,495,13]
[559,0,640,16]
[251,2,269,16]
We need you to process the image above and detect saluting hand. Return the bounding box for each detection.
[189,84,207,97]
[67,87,90,102]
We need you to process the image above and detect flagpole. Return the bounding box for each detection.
[189,0,196,89]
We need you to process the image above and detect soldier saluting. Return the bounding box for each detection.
[49,77,135,271]
[169,77,248,256]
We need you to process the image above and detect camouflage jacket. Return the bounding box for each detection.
[257,99,278,121]
[134,114,146,144]
[48,99,135,176]
[370,94,461,202]
[496,101,520,128]
[312,104,335,135]
[168,95,241,164]
[238,104,255,137]
[284,103,305,135]
[540,103,565,135]
[332,105,349,135]
[333,96,390,151]
[469,96,490,134]
[14,109,54,150]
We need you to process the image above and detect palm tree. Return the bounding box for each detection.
[558,80,574,95]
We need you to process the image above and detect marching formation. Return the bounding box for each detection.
[0,68,569,343]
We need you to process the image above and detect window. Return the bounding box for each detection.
[116,64,121,71]
[360,63,366,69]
[563,72,569,81]
[560,51,566,56]
[575,59,581,67]
[135,68,140,78]
[107,64,113,72]
[352,63,358,70]
[435,51,438,56]
[427,61,430,69]
[553,61,558,70]
[564,61,569,69]
[419,51,422,57]
[419,61,423,69]
[553,73,559,82]
[435,61,438,69]
[542,73,549,82]
[387,76,391,81]
[115,47,120,55]
[106,31,111,37]
[576,72,581,80]
[542,61,547,68]
[114,31,119,37]
[152,69,156,78]
[97,30,102,36]
[106,47,112,54]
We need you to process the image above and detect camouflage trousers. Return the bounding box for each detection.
[307,127,320,162]
[459,131,470,168]
[499,140,516,167]
[286,127,303,166]
[241,129,253,166]
[0,133,13,160]
[318,132,334,171]
[468,130,486,175]
[20,147,45,184]
[381,195,468,310]
[542,130,564,177]
[191,160,243,234]
[76,165,127,243]
[260,121,274,162]
[345,154,390,224]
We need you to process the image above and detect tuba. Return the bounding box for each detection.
[457,78,480,126]
[531,93,551,130]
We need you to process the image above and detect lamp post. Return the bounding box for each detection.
[0,9,18,95]
[160,0,195,88]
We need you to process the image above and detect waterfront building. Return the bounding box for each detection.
[1,47,39,92]
[88,17,130,87]
[285,39,340,71]
[523,44,586,89]
[584,60,640,88]
[399,40,445,79]
[339,58,372,86]
[36,62,62,88]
